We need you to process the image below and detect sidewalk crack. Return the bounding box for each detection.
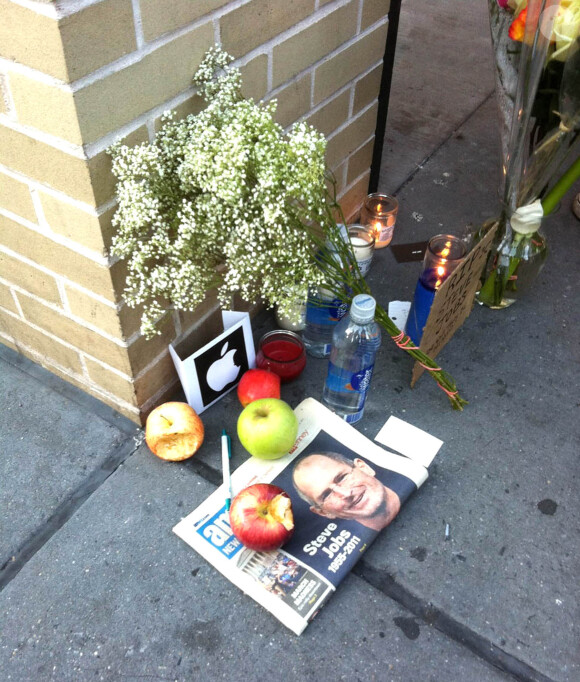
[353,560,557,682]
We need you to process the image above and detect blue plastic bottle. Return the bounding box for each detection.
[322,294,381,424]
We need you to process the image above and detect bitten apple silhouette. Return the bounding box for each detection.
[145,402,204,461]
[237,398,298,460]
[206,341,240,392]
[229,483,294,551]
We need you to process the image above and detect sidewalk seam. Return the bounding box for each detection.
[0,436,141,593]
[354,560,557,682]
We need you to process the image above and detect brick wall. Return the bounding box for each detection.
[0,0,390,424]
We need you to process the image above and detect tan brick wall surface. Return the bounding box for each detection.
[221,0,314,57]
[0,170,37,222]
[0,0,391,423]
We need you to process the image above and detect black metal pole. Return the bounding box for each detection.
[368,0,402,193]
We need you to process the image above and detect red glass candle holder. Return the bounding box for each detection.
[256,330,306,382]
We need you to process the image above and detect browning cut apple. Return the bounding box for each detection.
[145,402,204,461]
[229,483,294,551]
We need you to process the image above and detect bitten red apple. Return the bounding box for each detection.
[237,368,281,407]
[145,402,204,461]
[229,483,294,551]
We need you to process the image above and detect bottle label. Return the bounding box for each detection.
[326,362,375,396]
[306,296,347,325]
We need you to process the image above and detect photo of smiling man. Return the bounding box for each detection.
[292,450,414,531]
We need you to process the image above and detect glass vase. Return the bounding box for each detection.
[476,214,548,309]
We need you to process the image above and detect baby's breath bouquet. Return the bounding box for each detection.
[110,46,466,409]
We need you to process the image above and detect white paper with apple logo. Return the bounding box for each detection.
[169,310,255,414]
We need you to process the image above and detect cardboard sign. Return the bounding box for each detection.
[169,310,256,413]
[411,223,498,387]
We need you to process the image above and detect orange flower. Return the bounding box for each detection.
[509,6,528,40]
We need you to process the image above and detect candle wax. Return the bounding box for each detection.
[405,268,446,345]
[256,339,306,382]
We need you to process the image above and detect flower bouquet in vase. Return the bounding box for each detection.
[477,0,580,309]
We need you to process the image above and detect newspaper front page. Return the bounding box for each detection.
[173,398,429,634]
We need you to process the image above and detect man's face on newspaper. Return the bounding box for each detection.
[295,455,386,522]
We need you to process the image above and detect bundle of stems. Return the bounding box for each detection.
[309,178,468,411]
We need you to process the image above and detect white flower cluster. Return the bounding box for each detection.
[110,46,329,337]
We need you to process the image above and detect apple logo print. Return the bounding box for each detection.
[206,341,241,392]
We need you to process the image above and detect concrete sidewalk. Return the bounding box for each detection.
[1,2,578,680]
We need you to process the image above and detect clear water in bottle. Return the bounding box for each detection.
[303,287,348,358]
[322,294,381,423]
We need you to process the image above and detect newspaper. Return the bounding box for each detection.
[173,398,431,635]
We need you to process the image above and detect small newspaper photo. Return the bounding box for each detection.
[173,398,430,635]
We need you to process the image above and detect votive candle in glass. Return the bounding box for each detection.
[256,330,307,382]
[405,234,467,346]
[360,193,399,249]
[348,224,375,277]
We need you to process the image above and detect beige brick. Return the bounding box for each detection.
[21,355,140,422]
[353,63,382,114]
[39,192,107,254]
[88,126,150,207]
[313,22,388,104]
[85,357,138,406]
[0,75,8,115]
[17,292,134,373]
[139,377,181,424]
[325,102,378,170]
[272,0,357,88]
[338,171,371,222]
[0,0,68,80]
[98,206,118,254]
[0,308,84,374]
[0,251,61,304]
[306,89,350,137]
[154,95,205,133]
[241,54,269,102]
[134,351,177,405]
[271,74,311,129]
[0,281,18,314]
[75,24,214,144]
[221,0,313,58]
[0,214,117,302]
[60,0,137,81]
[0,124,96,205]
[0,336,18,353]
[65,287,143,341]
[127,314,176,376]
[140,0,230,42]
[361,0,390,30]
[65,286,125,339]
[0,170,36,222]
[9,73,82,144]
[347,138,374,185]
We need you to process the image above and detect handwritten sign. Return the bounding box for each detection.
[411,222,498,387]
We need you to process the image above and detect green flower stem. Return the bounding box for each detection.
[541,154,580,215]
[318,189,467,411]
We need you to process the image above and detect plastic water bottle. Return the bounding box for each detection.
[322,294,381,424]
[303,225,350,358]
[303,287,348,358]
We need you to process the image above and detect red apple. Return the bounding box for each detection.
[229,483,294,551]
[145,402,204,461]
[237,369,281,407]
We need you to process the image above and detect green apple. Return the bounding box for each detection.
[237,398,298,460]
